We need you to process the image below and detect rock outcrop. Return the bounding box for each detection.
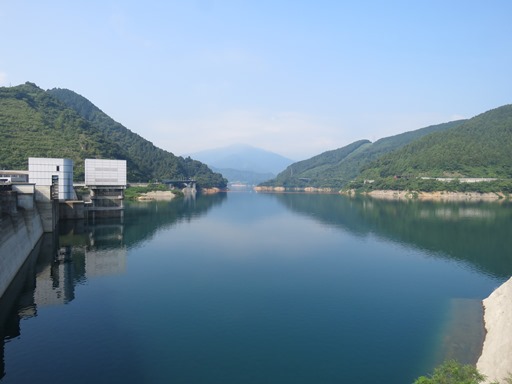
[477,277,512,383]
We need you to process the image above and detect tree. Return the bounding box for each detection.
[413,360,485,384]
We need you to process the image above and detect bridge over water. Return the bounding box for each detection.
[162,179,196,188]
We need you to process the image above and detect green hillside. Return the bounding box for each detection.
[261,120,464,189]
[360,104,512,179]
[260,140,371,188]
[0,82,226,188]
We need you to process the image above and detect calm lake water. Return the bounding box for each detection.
[1,192,511,383]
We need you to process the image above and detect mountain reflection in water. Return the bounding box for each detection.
[1,192,509,384]
[0,193,226,380]
[268,193,512,278]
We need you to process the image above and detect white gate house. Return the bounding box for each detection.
[28,158,74,201]
[84,159,127,212]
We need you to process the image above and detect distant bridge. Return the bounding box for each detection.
[162,179,196,188]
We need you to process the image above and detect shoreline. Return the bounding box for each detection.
[358,190,507,202]
[136,190,176,201]
[254,186,508,201]
[477,277,512,383]
[254,186,337,193]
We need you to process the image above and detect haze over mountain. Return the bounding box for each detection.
[189,144,294,184]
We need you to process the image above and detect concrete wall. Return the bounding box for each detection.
[0,208,44,298]
[0,192,17,215]
[34,186,58,232]
[12,184,36,210]
[59,201,85,220]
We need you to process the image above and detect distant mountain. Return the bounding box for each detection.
[360,104,512,179]
[0,82,226,188]
[189,144,294,184]
[261,119,465,189]
[210,167,276,185]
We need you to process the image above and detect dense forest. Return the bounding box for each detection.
[260,120,465,189]
[260,140,371,188]
[359,104,512,180]
[0,83,227,188]
[261,104,512,193]
[3,81,511,192]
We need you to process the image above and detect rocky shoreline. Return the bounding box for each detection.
[253,186,338,193]
[359,190,507,201]
[477,277,512,383]
[200,187,226,194]
[254,187,508,201]
[137,190,176,201]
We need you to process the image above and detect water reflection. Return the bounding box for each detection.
[2,192,506,383]
[0,193,226,380]
[267,193,512,278]
[0,233,52,380]
[122,192,227,249]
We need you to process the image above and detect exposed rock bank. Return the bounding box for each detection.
[200,187,224,194]
[477,277,512,383]
[137,191,175,201]
[253,186,336,193]
[344,189,506,202]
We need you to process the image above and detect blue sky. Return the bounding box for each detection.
[1,1,511,160]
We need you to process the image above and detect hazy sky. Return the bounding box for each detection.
[1,1,511,160]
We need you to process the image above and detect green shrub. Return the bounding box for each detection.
[413,360,512,384]
[413,360,484,384]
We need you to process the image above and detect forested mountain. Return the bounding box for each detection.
[261,120,465,189]
[260,140,371,188]
[0,82,226,188]
[360,104,512,179]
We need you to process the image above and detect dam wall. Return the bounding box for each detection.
[0,187,44,298]
[1,180,113,299]
[33,186,59,232]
